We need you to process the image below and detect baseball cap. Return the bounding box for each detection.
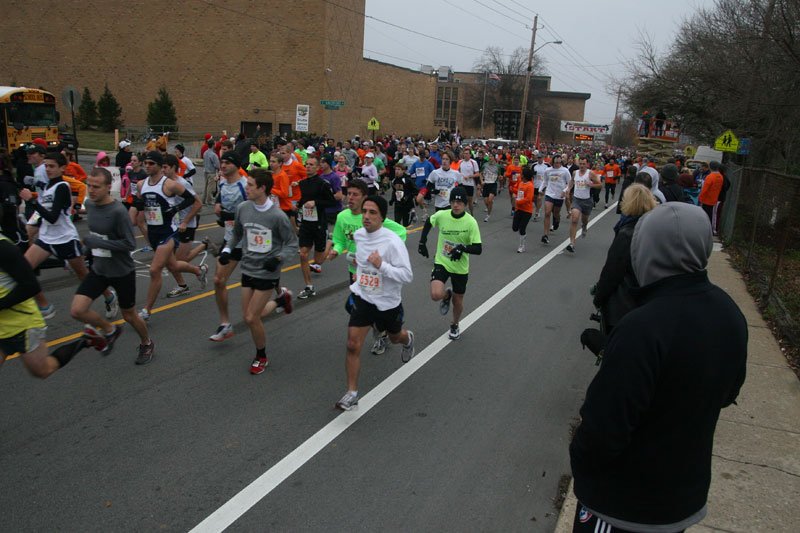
[32,138,48,147]
[364,152,375,158]
[321,154,334,167]
[220,151,240,167]
[119,140,131,149]
[26,144,46,155]
[144,150,164,165]
[450,186,468,203]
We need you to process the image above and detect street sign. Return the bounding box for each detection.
[320,100,344,106]
[684,145,696,157]
[324,104,340,110]
[61,86,81,111]
[367,117,380,130]
[714,129,739,152]
[736,138,751,155]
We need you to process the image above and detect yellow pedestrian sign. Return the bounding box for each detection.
[367,117,380,130]
[714,130,739,152]
[684,145,696,157]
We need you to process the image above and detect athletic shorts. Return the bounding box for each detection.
[177,227,196,244]
[347,293,404,334]
[431,263,468,295]
[460,185,474,197]
[573,197,594,216]
[482,183,497,197]
[34,238,82,260]
[0,326,47,357]
[298,221,327,252]
[76,269,137,310]
[545,195,564,207]
[148,227,179,249]
[241,274,279,292]
[222,244,243,262]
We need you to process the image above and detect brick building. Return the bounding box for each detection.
[2,0,587,143]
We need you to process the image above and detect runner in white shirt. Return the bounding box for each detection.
[457,149,480,215]
[335,195,415,411]
[565,156,602,253]
[532,153,550,220]
[418,151,461,215]
[539,155,572,244]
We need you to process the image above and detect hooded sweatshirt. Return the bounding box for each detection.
[570,202,747,531]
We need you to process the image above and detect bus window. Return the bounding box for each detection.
[5,102,57,127]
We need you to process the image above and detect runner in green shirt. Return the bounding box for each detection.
[417,186,482,340]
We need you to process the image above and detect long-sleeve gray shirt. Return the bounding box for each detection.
[227,199,299,280]
[82,199,136,278]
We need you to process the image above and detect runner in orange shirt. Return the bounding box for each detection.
[603,158,621,208]
[512,167,535,252]
[505,155,523,216]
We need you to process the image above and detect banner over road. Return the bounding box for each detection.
[560,121,610,134]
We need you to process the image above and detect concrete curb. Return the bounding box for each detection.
[552,245,800,532]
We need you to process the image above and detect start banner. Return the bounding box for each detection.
[560,121,610,134]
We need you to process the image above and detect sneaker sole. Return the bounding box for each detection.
[335,403,358,411]
[210,333,234,342]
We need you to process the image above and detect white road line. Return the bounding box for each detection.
[190,202,619,533]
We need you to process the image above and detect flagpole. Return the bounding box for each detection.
[480,71,488,138]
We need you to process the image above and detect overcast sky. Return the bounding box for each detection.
[363,0,712,125]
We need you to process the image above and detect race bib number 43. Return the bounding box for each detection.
[356,265,383,295]
[247,228,272,253]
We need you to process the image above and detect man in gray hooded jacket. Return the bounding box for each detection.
[570,202,748,532]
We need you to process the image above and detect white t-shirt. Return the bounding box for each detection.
[458,159,479,186]
[349,226,413,310]
[360,163,379,186]
[572,169,593,200]
[533,162,550,188]
[427,168,462,209]
[541,166,572,198]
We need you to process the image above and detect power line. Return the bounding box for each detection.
[469,0,529,29]
[506,0,537,17]
[450,0,528,40]
[538,16,608,80]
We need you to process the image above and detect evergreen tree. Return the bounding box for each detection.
[97,83,123,132]
[77,87,98,129]
[147,87,177,131]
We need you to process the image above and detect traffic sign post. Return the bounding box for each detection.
[320,100,345,106]
[714,129,739,153]
[324,104,339,110]
[61,85,81,147]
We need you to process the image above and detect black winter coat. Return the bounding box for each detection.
[593,215,639,331]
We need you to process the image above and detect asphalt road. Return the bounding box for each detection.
[1,183,619,531]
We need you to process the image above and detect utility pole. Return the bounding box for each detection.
[519,14,537,142]
[480,71,488,138]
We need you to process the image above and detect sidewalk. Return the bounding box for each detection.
[555,246,800,532]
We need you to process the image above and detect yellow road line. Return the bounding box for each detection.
[8,225,421,360]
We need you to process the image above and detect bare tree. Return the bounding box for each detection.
[462,46,548,136]
[621,0,800,170]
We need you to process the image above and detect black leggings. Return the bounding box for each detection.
[512,210,532,235]
[394,205,411,226]
[605,182,617,203]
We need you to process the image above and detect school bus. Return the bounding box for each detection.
[0,86,60,151]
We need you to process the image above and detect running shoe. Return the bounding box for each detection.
[541,235,549,244]
[440,287,453,315]
[250,356,268,375]
[566,243,575,253]
[298,286,316,299]
[83,324,108,351]
[104,288,119,319]
[370,329,387,355]
[401,330,415,363]
[167,285,190,298]
[449,323,461,340]
[198,264,209,289]
[484,215,490,222]
[203,237,221,257]
[39,304,56,320]
[409,211,417,224]
[209,323,234,341]
[102,324,123,356]
[138,308,151,321]
[335,391,359,411]
[517,244,525,253]
[278,287,293,314]
[140,245,152,252]
[136,341,155,365]
[533,212,539,221]
[581,227,588,238]
[309,263,322,273]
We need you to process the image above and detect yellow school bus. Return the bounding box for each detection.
[0,86,60,151]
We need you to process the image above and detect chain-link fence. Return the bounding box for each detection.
[121,124,227,158]
[723,164,800,346]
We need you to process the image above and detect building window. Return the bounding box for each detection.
[434,85,459,126]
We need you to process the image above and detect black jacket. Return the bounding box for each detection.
[571,271,747,526]
[659,181,687,203]
[593,215,639,330]
[389,175,417,209]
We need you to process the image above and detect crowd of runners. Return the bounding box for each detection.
[0,132,729,410]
